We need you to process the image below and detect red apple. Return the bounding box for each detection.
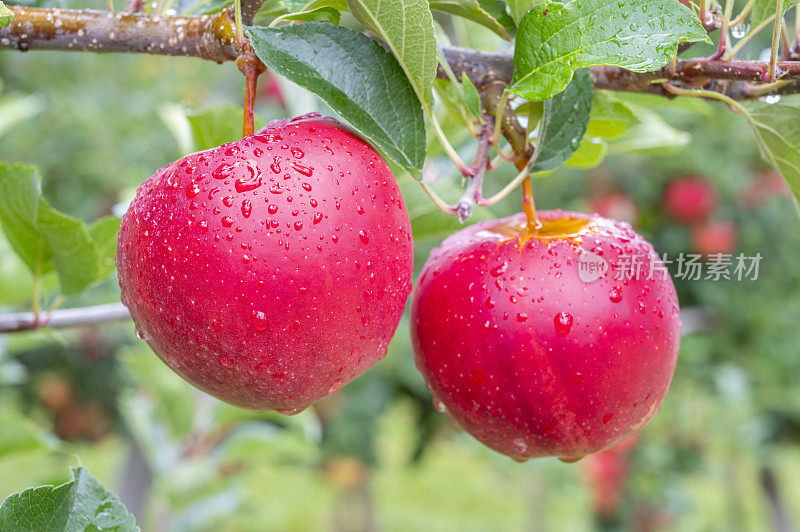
[691,219,737,257]
[588,192,639,226]
[662,176,717,224]
[411,210,680,461]
[583,435,639,518]
[117,113,414,412]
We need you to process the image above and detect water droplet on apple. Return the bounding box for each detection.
[554,311,573,335]
[609,286,623,303]
[251,310,268,332]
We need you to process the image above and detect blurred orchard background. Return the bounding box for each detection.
[1,0,800,530]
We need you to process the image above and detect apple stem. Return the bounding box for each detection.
[236,45,265,138]
[521,176,541,232]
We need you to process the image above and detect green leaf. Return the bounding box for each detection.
[182,0,231,15]
[185,104,263,151]
[0,163,99,295]
[478,0,516,33]
[429,0,509,39]
[510,0,709,101]
[564,136,606,168]
[346,0,438,109]
[246,23,426,175]
[586,91,639,139]
[748,98,800,206]
[606,106,689,154]
[0,466,139,531]
[749,0,798,30]
[88,215,121,280]
[507,0,540,25]
[461,75,482,120]
[0,1,12,27]
[271,5,341,24]
[285,0,347,10]
[531,68,593,173]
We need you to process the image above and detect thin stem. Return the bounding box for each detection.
[781,20,792,60]
[712,0,735,59]
[699,0,708,27]
[726,15,776,58]
[419,181,458,215]
[477,162,532,207]
[765,0,785,82]
[490,90,509,146]
[233,0,245,50]
[243,61,256,136]
[795,4,800,46]
[426,109,470,176]
[521,177,540,231]
[107,0,114,11]
[31,241,43,322]
[730,0,756,28]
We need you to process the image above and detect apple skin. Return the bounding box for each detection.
[117,114,413,412]
[410,210,680,461]
[662,176,717,224]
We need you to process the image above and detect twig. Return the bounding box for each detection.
[0,302,131,333]
[3,9,800,98]
[765,1,785,82]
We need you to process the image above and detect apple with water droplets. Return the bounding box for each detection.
[411,210,680,462]
[117,113,414,412]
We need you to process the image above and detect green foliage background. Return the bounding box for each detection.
[1,0,800,530]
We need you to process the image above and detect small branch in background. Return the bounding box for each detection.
[456,124,492,221]
[710,0,734,59]
[0,302,131,333]
[759,467,796,532]
[765,1,785,82]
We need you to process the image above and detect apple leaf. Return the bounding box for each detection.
[747,98,800,206]
[461,75,482,120]
[511,0,709,101]
[284,0,347,10]
[0,163,99,295]
[606,106,689,154]
[531,68,593,173]
[185,104,264,151]
[0,2,12,27]
[271,5,341,24]
[479,0,516,34]
[0,467,139,531]
[429,0,509,39]
[507,0,540,25]
[749,0,798,30]
[246,23,426,176]
[346,0,438,109]
[586,92,639,139]
[564,136,606,168]
[89,215,122,280]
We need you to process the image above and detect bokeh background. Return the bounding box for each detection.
[1,1,799,530]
